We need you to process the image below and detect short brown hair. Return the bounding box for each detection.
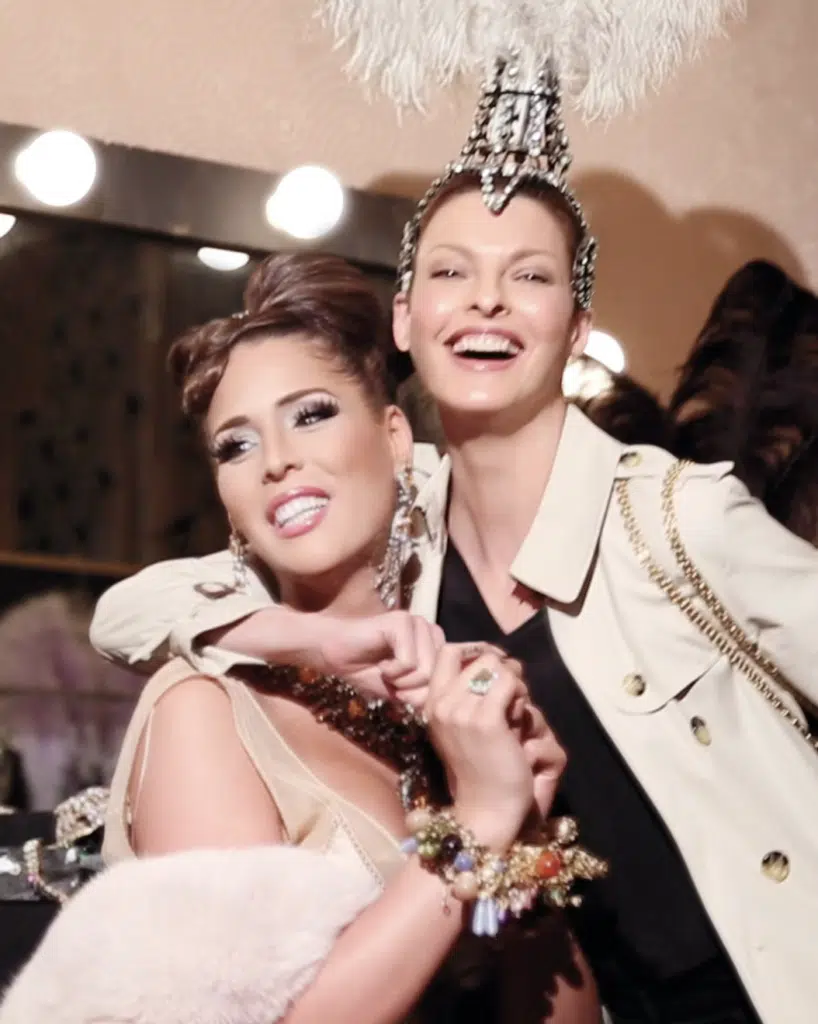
[169,252,391,418]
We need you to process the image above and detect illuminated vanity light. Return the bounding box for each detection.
[197,247,250,272]
[14,130,98,207]
[585,329,626,374]
[265,165,345,240]
[0,213,15,239]
[563,330,626,400]
[562,356,614,400]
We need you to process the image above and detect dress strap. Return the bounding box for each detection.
[103,659,339,862]
[104,659,202,862]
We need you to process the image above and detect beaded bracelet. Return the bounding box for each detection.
[400,808,608,937]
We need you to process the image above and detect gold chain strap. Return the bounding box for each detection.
[614,460,818,755]
[22,839,69,905]
[659,461,808,695]
[19,788,108,905]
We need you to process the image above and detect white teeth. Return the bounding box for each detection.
[274,496,328,528]
[451,334,521,356]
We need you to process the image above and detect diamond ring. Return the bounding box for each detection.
[468,667,497,696]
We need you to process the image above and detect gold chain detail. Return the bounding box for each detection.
[614,461,818,755]
[54,786,108,847]
[22,839,69,905]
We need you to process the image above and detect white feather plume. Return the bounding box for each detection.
[315,0,747,117]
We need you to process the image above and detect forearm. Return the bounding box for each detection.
[287,806,518,1024]
[285,856,464,1024]
[497,914,601,1023]
[205,606,327,666]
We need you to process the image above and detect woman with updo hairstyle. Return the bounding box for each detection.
[171,252,392,419]
[1,251,600,1024]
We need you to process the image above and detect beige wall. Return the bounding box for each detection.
[0,0,814,395]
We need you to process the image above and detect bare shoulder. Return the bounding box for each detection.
[151,671,234,724]
[142,672,254,782]
[131,672,282,853]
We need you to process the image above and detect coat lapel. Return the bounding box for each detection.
[511,406,625,605]
[407,407,625,617]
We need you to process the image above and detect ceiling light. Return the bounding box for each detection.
[14,130,97,207]
[0,214,15,240]
[265,165,345,240]
[585,329,626,374]
[197,247,250,272]
[563,355,615,400]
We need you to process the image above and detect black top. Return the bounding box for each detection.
[436,542,729,992]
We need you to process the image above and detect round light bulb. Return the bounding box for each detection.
[562,355,614,400]
[197,247,250,272]
[14,131,97,207]
[585,329,626,374]
[0,213,15,240]
[265,165,345,240]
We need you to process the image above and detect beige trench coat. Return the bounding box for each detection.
[91,406,818,1024]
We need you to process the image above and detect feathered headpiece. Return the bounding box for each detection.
[316,0,746,117]
[317,0,746,305]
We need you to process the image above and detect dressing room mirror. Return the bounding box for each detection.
[0,122,411,808]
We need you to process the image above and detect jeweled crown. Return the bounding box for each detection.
[397,55,597,310]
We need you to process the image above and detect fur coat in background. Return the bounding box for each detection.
[0,844,379,1024]
[0,592,140,808]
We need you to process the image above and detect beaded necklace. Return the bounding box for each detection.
[243,663,439,810]
[241,664,608,939]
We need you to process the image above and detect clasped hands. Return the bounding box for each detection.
[310,610,566,827]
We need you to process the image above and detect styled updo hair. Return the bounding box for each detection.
[169,252,391,418]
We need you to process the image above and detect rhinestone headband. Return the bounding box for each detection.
[397,55,597,311]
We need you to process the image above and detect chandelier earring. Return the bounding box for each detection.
[229,529,249,592]
[376,466,418,610]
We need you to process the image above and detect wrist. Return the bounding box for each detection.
[278,606,339,671]
[223,606,329,667]
[274,609,335,670]
[404,805,609,939]
[451,803,521,854]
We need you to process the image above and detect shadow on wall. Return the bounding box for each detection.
[574,169,807,398]
[370,169,807,401]
[367,173,430,201]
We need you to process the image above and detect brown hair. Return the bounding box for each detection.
[669,259,818,544]
[169,252,391,418]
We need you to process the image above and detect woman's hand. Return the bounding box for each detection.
[422,646,539,851]
[513,702,567,822]
[309,610,445,698]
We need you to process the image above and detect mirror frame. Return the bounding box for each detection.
[0,121,414,272]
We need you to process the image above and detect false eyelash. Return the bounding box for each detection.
[517,270,552,284]
[210,435,251,463]
[291,396,340,428]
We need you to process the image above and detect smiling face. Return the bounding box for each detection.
[205,334,411,609]
[393,185,591,432]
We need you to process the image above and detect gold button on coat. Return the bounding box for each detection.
[622,672,646,697]
[690,716,712,746]
[761,852,790,882]
[621,451,642,468]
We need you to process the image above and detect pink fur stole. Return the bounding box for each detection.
[0,844,380,1023]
